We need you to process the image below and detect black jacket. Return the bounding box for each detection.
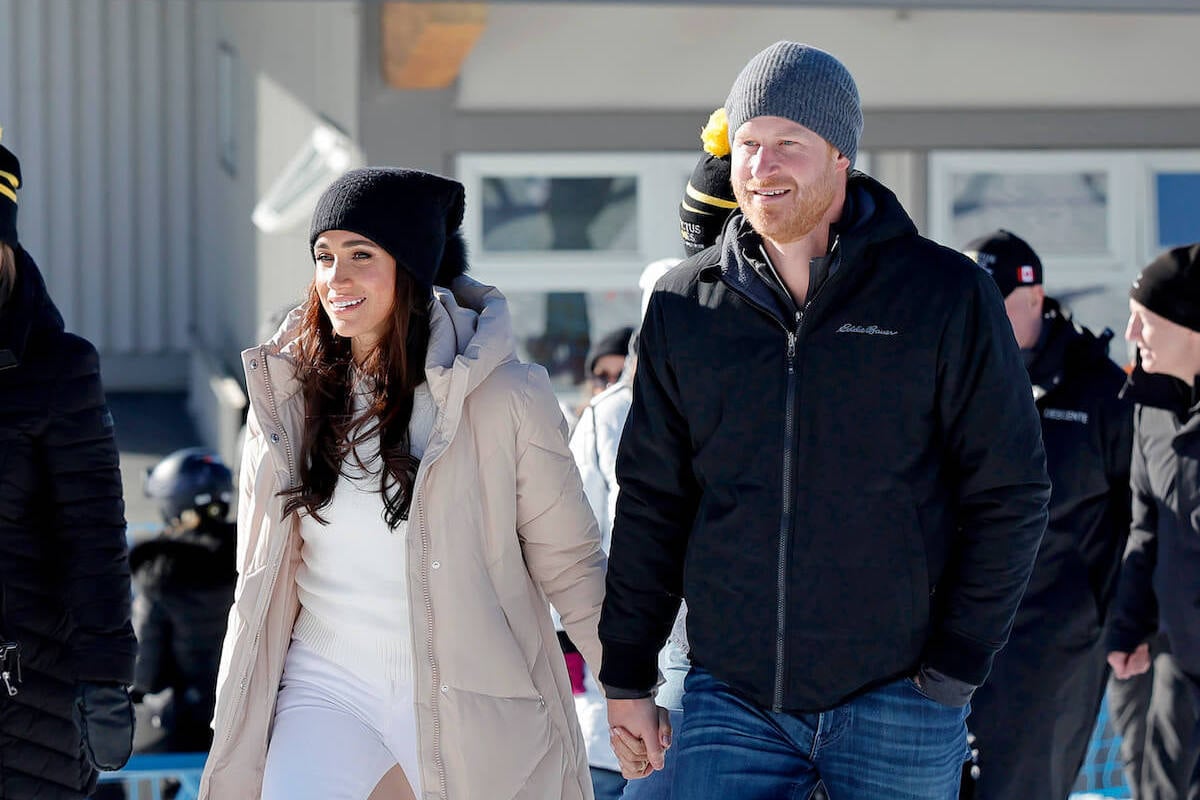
[599,173,1050,713]
[1013,302,1132,642]
[0,248,136,798]
[131,519,236,752]
[1107,367,1200,677]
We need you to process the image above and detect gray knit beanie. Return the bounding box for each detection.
[725,41,863,167]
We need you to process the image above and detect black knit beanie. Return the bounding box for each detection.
[680,153,736,256]
[1131,244,1200,332]
[0,129,21,248]
[586,326,634,375]
[309,168,468,294]
[725,41,863,167]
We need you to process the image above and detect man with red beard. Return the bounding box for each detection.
[599,41,1049,800]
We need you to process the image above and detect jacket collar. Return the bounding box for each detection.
[1120,364,1200,421]
[1026,298,1113,400]
[243,276,518,447]
[0,247,63,372]
[710,171,918,326]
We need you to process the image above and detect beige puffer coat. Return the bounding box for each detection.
[199,279,606,799]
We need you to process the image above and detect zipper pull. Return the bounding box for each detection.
[1,669,15,697]
[787,331,796,361]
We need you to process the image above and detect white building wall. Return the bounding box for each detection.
[459,4,1200,111]
[0,0,195,389]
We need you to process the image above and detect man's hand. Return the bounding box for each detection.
[607,697,671,780]
[1108,643,1152,680]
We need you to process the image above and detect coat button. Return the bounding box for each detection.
[440,684,449,694]
[431,561,441,570]
[270,433,280,443]
[249,358,258,369]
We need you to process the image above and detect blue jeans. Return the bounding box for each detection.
[671,667,969,800]
[591,766,627,800]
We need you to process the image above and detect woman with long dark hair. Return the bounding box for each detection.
[200,168,608,800]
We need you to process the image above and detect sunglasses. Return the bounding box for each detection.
[590,370,623,388]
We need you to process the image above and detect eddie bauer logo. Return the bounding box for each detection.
[837,323,899,336]
[1044,408,1089,424]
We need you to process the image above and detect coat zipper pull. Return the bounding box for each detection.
[0,642,18,697]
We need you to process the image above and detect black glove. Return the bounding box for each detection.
[75,682,135,771]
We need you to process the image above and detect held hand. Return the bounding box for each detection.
[607,697,671,780]
[1108,643,1152,680]
[75,682,135,771]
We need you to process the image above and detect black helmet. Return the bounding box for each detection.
[143,447,234,523]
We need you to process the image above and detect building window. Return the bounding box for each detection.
[458,152,700,410]
[1154,172,1200,250]
[458,153,698,290]
[929,151,1133,271]
[481,175,639,253]
[929,150,1200,354]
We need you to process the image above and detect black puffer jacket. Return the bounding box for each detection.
[1108,367,1200,677]
[131,519,236,752]
[0,248,136,799]
[600,173,1049,713]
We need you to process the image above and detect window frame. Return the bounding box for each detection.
[1138,151,1200,262]
[457,151,703,291]
[928,149,1138,278]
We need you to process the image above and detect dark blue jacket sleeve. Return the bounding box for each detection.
[925,273,1051,687]
[44,336,137,684]
[599,290,698,694]
[1107,411,1159,655]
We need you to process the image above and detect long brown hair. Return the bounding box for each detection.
[281,265,431,529]
[0,243,14,309]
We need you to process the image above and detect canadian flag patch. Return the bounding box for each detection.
[1019,265,1036,283]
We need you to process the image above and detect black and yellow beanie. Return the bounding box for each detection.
[680,109,738,257]
[309,168,468,294]
[0,126,20,247]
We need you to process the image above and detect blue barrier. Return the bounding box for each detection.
[94,753,206,800]
[1070,696,1130,799]
[88,700,1126,798]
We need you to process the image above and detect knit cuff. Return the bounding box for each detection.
[599,641,659,696]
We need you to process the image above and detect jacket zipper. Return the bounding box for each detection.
[723,255,840,713]
[414,476,448,799]
[412,425,455,799]
[715,278,800,713]
[219,346,296,750]
[774,319,799,711]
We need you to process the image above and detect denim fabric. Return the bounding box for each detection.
[591,766,627,800]
[670,667,969,800]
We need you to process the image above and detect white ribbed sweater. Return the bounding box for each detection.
[293,383,436,688]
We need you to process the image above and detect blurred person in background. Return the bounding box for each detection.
[1108,632,1198,800]
[574,325,634,421]
[960,230,1133,800]
[131,448,237,754]
[0,127,136,798]
[1108,243,1200,800]
[200,168,607,800]
[564,108,738,800]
